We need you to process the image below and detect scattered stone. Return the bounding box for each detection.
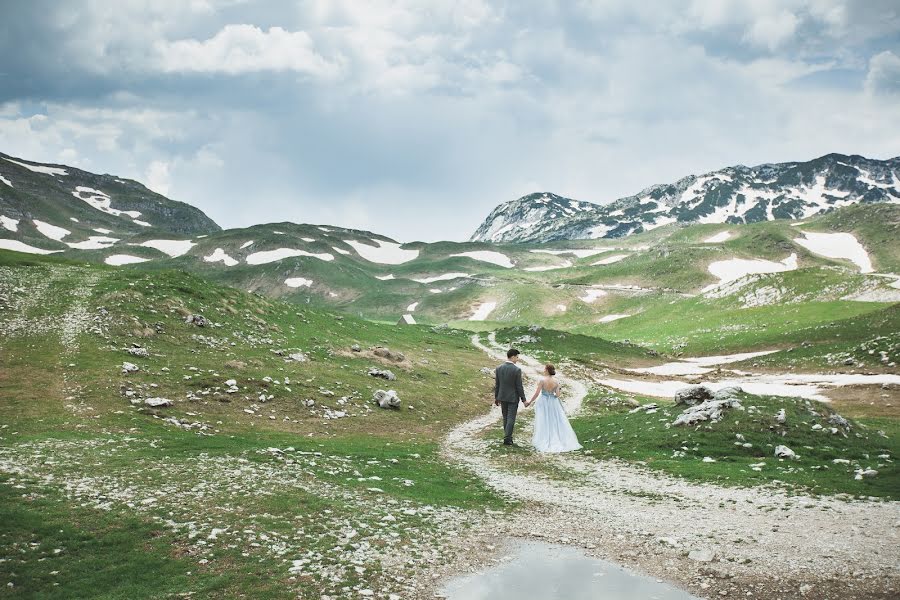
[144,397,172,408]
[828,413,850,429]
[774,445,796,459]
[185,314,211,327]
[480,367,494,376]
[674,385,714,406]
[368,368,396,381]
[712,386,742,401]
[288,352,308,362]
[126,345,149,358]
[224,360,246,369]
[373,389,401,410]
[351,344,361,352]
[702,456,716,463]
[775,408,786,425]
[688,549,716,562]
[629,403,659,414]
[121,362,139,374]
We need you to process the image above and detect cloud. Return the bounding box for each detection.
[0,0,898,241]
[865,50,900,94]
[154,25,342,78]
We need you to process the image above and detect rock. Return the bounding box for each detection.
[373,347,405,362]
[373,389,401,409]
[126,345,149,358]
[368,368,396,381]
[144,397,172,408]
[712,386,742,401]
[224,360,246,369]
[674,385,714,406]
[774,445,796,459]
[688,549,716,562]
[775,408,786,424]
[854,468,878,480]
[224,379,237,387]
[828,413,850,429]
[480,367,495,376]
[288,352,308,362]
[121,362,139,374]
[843,357,856,366]
[185,314,211,327]
[702,456,716,463]
[672,395,741,427]
[351,344,361,352]
[811,423,823,431]
[628,403,659,414]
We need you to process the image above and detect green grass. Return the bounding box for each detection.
[573,390,899,499]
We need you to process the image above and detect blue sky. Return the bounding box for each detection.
[1,0,898,241]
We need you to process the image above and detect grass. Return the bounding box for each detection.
[572,389,899,499]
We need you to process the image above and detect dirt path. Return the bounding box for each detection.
[440,333,900,599]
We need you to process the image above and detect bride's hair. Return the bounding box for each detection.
[545,364,556,376]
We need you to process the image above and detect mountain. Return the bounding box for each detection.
[471,153,900,243]
[0,152,220,253]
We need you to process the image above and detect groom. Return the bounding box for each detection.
[494,348,527,446]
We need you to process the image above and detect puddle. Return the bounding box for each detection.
[441,540,699,600]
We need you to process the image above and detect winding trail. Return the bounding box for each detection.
[441,333,900,599]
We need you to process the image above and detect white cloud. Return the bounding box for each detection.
[154,25,342,77]
[145,160,172,196]
[743,9,799,50]
[865,50,900,95]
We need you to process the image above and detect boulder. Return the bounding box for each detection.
[144,397,172,408]
[775,408,787,425]
[828,413,850,429]
[351,344,362,352]
[688,549,716,562]
[774,445,796,459]
[126,345,149,358]
[672,396,742,427]
[185,314,211,327]
[712,386,742,401]
[480,367,495,376]
[121,362,139,374]
[854,468,878,480]
[368,368,396,381]
[373,347,405,362]
[288,352,308,362]
[674,385,714,406]
[373,389,401,409]
[629,403,659,414]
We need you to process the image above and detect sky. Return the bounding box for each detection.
[1,1,899,242]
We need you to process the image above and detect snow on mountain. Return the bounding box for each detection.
[471,154,900,243]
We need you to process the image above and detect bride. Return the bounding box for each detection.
[526,363,582,453]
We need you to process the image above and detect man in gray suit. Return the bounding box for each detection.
[494,348,527,446]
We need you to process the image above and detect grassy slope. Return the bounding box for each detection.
[0,251,503,599]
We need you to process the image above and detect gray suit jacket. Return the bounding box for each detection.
[494,362,526,404]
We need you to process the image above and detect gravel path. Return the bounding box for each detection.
[440,333,900,599]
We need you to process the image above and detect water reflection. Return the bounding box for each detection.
[442,540,699,600]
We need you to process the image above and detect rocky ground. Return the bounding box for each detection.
[432,333,900,600]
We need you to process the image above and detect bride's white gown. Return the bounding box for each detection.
[532,378,582,453]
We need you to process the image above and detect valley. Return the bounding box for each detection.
[1,151,898,599]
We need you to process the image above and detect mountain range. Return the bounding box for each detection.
[470,153,900,243]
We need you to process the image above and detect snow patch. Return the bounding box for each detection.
[0,216,19,232]
[407,302,419,312]
[450,250,514,268]
[66,236,119,250]
[704,254,798,292]
[203,248,239,266]
[345,239,419,264]
[284,277,313,288]
[3,157,68,176]
[0,174,11,187]
[375,274,395,281]
[93,228,112,234]
[0,239,60,254]
[703,231,732,244]
[412,272,470,284]
[794,232,873,273]
[245,248,335,265]
[72,187,142,220]
[591,254,628,266]
[240,240,254,249]
[530,248,607,259]
[556,304,567,312]
[140,239,196,258]
[105,254,150,266]
[580,288,608,303]
[33,219,70,241]
[469,301,497,321]
[598,314,630,323]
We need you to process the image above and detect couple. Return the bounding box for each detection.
[493,348,581,453]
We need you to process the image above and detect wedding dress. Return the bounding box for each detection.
[532,377,582,453]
